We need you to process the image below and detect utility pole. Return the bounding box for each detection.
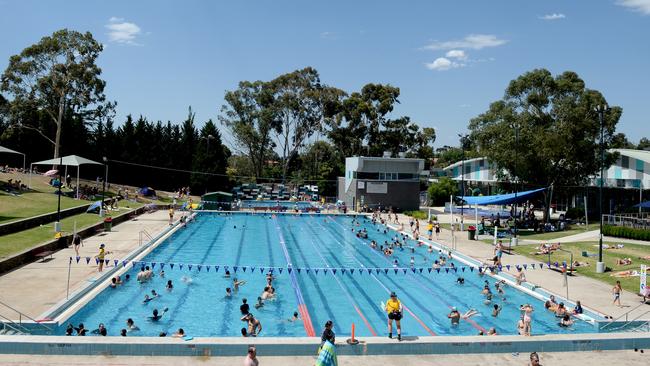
[595,104,609,274]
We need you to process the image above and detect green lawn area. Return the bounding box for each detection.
[0,202,143,259]
[510,241,650,294]
[513,223,600,241]
[0,172,91,224]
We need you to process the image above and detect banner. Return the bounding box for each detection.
[366,182,387,194]
[641,264,647,295]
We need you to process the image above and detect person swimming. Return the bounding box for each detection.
[149,307,169,321]
[254,296,264,309]
[166,280,173,291]
[126,318,139,331]
[288,311,300,322]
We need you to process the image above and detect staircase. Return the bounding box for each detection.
[600,302,650,333]
[0,299,53,335]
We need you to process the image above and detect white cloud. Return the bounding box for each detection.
[539,13,566,20]
[617,0,650,15]
[422,34,507,50]
[445,49,467,60]
[320,31,335,39]
[106,17,142,45]
[425,57,465,71]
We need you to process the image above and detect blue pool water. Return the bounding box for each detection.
[55,213,598,337]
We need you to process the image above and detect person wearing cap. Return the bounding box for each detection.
[385,291,403,340]
[316,324,338,366]
[448,307,461,325]
[95,243,110,272]
[244,345,259,366]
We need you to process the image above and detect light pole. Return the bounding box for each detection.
[54,155,63,233]
[595,104,609,274]
[458,134,468,231]
[100,156,108,217]
[512,124,519,247]
[202,134,215,153]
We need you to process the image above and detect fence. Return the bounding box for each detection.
[603,214,650,230]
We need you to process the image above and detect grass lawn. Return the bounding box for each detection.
[510,241,650,294]
[0,202,143,259]
[0,172,91,224]
[513,223,600,241]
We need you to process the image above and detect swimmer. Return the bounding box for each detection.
[245,313,262,336]
[159,270,165,277]
[492,304,502,317]
[559,314,574,328]
[166,280,173,291]
[456,277,465,285]
[448,307,461,325]
[224,270,231,278]
[181,276,193,284]
[149,307,169,321]
[226,287,232,297]
[126,318,139,331]
[91,323,107,336]
[240,298,250,315]
[173,328,185,338]
[288,311,300,322]
[254,296,264,309]
[109,277,118,288]
[233,277,246,292]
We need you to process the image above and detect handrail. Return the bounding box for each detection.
[0,298,52,331]
[600,302,648,330]
[139,229,154,246]
[0,313,30,334]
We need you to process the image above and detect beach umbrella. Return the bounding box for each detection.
[44,169,58,177]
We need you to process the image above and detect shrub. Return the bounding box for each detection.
[602,225,650,241]
[403,210,435,221]
[427,177,459,206]
[565,207,585,220]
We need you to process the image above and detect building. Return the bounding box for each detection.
[338,156,424,212]
[592,149,650,189]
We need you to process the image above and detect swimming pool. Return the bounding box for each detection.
[53,213,599,338]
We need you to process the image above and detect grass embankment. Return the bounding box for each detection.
[510,241,650,294]
[0,203,144,259]
[0,172,89,224]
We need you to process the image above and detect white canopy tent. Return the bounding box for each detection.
[0,145,26,171]
[29,155,103,199]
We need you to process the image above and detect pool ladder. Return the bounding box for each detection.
[0,299,53,335]
[139,229,154,246]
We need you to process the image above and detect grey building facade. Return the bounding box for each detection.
[338,156,424,212]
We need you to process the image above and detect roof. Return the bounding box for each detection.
[0,145,24,155]
[203,191,233,197]
[611,149,650,164]
[443,156,490,171]
[347,156,425,163]
[32,155,103,167]
[459,187,547,205]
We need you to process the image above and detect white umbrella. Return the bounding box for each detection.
[44,169,58,177]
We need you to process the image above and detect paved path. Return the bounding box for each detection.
[2,350,648,365]
[520,229,650,246]
[0,210,172,320]
[394,213,650,321]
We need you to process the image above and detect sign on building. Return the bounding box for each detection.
[367,182,388,194]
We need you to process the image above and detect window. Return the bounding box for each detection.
[357,172,379,180]
[616,179,625,188]
[621,156,629,169]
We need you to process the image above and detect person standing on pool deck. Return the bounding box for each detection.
[321,320,335,345]
[613,280,623,306]
[72,233,83,256]
[95,244,110,272]
[385,291,403,340]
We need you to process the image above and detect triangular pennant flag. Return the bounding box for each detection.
[288,268,292,274]
[411,268,416,273]
[260,267,265,273]
[114,259,119,267]
[341,269,346,275]
[151,262,156,269]
[531,264,535,269]
[453,268,458,272]
[385,269,390,274]
[233,266,238,273]
[179,264,184,270]
[324,269,328,275]
[104,259,109,265]
[506,265,511,270]
[445,268,449,273]
[160,263,166,269]
[306,268,311,274]
[250,266,255,272]
[170,263,175,269]
[76,256,81,263]
[206,265,211,272]
[554,262,559,268]
[188,264,194,270]
[428,268,432,273]
[279,268,283,274]
[315,269,319,274]
[461,267,466,272]
[122,261,127,267]
[523,264,528,270]
[350,269,354,274]
[332,269,337,275]
[197,265,202,272]
[224,266,230,272]
[296,268,301,274]
[547,263,552,269]
[497,265,502,271]
[243,267,248,272]
[375,269,381,274]
[470,267,475,272]
[436,268,440,273]
[215,265,220,272]
[402,268,408,274]
[419,268,423,273]
[87,257,92,264]
[367,268,372,274]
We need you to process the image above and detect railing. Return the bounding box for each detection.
[0,298,52,332]
[603,214,650,230]
[139,229,154,246]
[0,313,31,334]
[600,302,648,331]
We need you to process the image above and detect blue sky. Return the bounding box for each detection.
[1,0,649,148]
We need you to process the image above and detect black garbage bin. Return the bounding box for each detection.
[468,227,477,240]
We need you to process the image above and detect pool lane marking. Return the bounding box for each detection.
[313,217,436,336]
[332,217,488,334]
[324,216,489,334]
[272,217,316,337]
[297,222,377,336]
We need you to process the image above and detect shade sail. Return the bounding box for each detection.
[459,187,547,205]
[32,155,102,167]
[0,145,24,155]
[634,201,650,209]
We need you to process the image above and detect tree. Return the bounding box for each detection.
[611,133,634,149]
[191,120,230,192]
[268,67,326,182]
[220,80,277,181]
[469,69,621,218]
[638,137,650,151]
[1,29,114,159]
[428,177,459,206]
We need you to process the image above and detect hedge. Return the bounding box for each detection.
[403,210,436,221]
[602,225,650,241]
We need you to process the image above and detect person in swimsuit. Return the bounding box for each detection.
[149,307,169,321]
[245,313,262,336]
[520,304,533,336]
[385,292,403,341]
[95,244,110,272]
[448,307,461,325]
[613,281,622,306]
[72,234,83,256]
[240,298,250,315]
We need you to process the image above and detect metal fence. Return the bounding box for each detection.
[603,214,650,230]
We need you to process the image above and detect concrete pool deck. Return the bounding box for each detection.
[0,210,173,320]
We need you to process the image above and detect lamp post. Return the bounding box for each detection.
[100,156,108,217]
[201,134,215,153]
[512,124,519,247]
[595,104,609,274]
[458,134,468,231]
[54,155,63,233]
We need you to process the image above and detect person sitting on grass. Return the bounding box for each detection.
[615,258,632,266]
